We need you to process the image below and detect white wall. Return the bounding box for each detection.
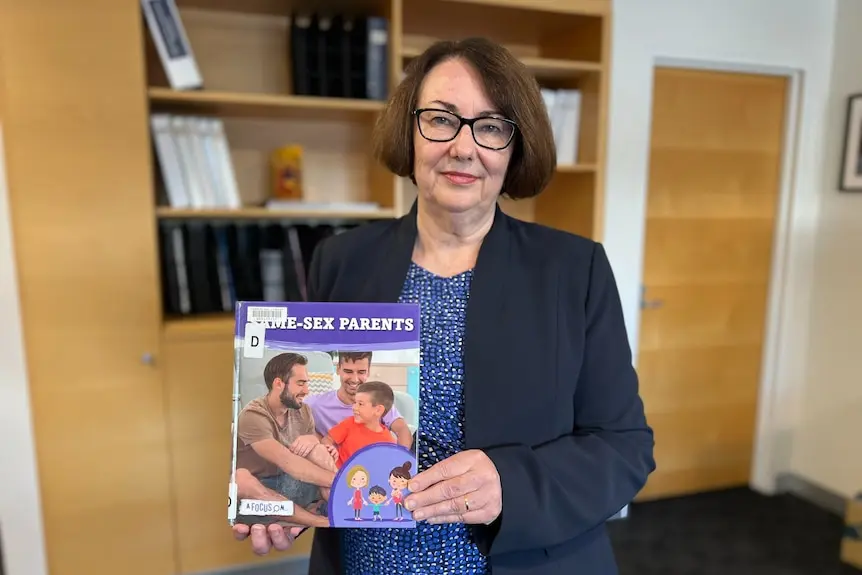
[604,0,839,494]
[788,0,862,499]
[0,123,48,575]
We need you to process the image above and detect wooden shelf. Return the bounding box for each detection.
[439,0,610,16]
[155,206,397,220]
[177,0,608,17]
[402,47,602,80]
[176,0,387,16]
[557,163,598,173]
[148,87,385,120]
[519,56,603,79]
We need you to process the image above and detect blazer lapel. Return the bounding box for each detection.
[354,198,512,447]
[463,203,511,447]
[356,201,418,303]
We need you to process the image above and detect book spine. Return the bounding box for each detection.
[365,17,388,101]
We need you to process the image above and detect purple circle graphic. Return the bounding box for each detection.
[328,443,417,528]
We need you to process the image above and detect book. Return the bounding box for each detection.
[228,301,420,529]
[140,0,203,91]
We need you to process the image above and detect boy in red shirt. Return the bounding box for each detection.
[322,380,396,468]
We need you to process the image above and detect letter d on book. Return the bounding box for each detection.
[243,322,266,358]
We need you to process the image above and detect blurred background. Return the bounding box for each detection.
[0,0,860,574]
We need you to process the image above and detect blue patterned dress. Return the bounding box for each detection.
[340,261,491,575]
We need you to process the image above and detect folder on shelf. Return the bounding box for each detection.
[212,224,236,312]
[186,118,220,207]
[288,12,388,100]
[150,113,241,209]
[541,88,582,167]
[226,223,263,304]
[140,0,203,91]
[290,13,313,96]
[158,221,363,318]
[160,222,280,317]
[260,224,304,302]
[318,14,344,97]
[365,16,389,101]
[541,89,561,151]
[185,221,223,314]
[556,90,582,166]
[169,116,207,208]
[159,221,191,316]
[151,114,191,208]
[198,118,242,209]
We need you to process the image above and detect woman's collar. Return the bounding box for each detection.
[357,197,512,304]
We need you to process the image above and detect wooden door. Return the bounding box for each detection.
[636,67,788,500]
[0,1,177,573]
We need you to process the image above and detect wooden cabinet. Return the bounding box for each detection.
[0,1,177,573]
[161,320,313,573]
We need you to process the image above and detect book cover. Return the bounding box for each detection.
[228,301,420,529]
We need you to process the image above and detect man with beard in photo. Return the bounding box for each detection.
[234,352,337,529]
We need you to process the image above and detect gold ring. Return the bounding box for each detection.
[464,497,470,512]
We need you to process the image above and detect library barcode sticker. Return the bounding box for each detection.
[247,305,288,325]
[239,499,294,517]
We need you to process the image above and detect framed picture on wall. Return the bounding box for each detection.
[839,93,862,191]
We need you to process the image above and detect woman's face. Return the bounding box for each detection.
[350,470,368,488]
[412,57,513,218]
[389,474,407,490]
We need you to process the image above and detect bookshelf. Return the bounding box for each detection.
[156,206,398,219]
[147,0,610,330]
[148,86,386,119]
[1,0,611,574]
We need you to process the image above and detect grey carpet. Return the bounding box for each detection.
[607,487,861,575]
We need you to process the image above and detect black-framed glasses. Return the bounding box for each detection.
[413,108,518,151]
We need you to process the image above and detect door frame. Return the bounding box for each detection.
[646,56,804,496]
[0,121,50,575]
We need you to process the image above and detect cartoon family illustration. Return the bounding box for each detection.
[344,461,413,522]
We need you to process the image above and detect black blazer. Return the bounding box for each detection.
[304,201,655,575]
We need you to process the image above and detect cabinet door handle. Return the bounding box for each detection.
[640,285,664,310]
[641,299,664,310]
[141,352,156,366]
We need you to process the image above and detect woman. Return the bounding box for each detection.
[233,37,655,574]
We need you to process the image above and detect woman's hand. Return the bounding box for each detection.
[404,449,502,525]
[232,523,305,556]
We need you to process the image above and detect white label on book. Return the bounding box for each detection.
[239,499,294,516]
[370,29,387,45]
[247,305,288,328]
[243,322,266,358]
[228,482,238,520]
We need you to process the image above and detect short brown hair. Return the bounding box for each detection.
[372,37,556,200]
[263,353,307,391]
[356,381,394,417]
[338,351,372,365]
